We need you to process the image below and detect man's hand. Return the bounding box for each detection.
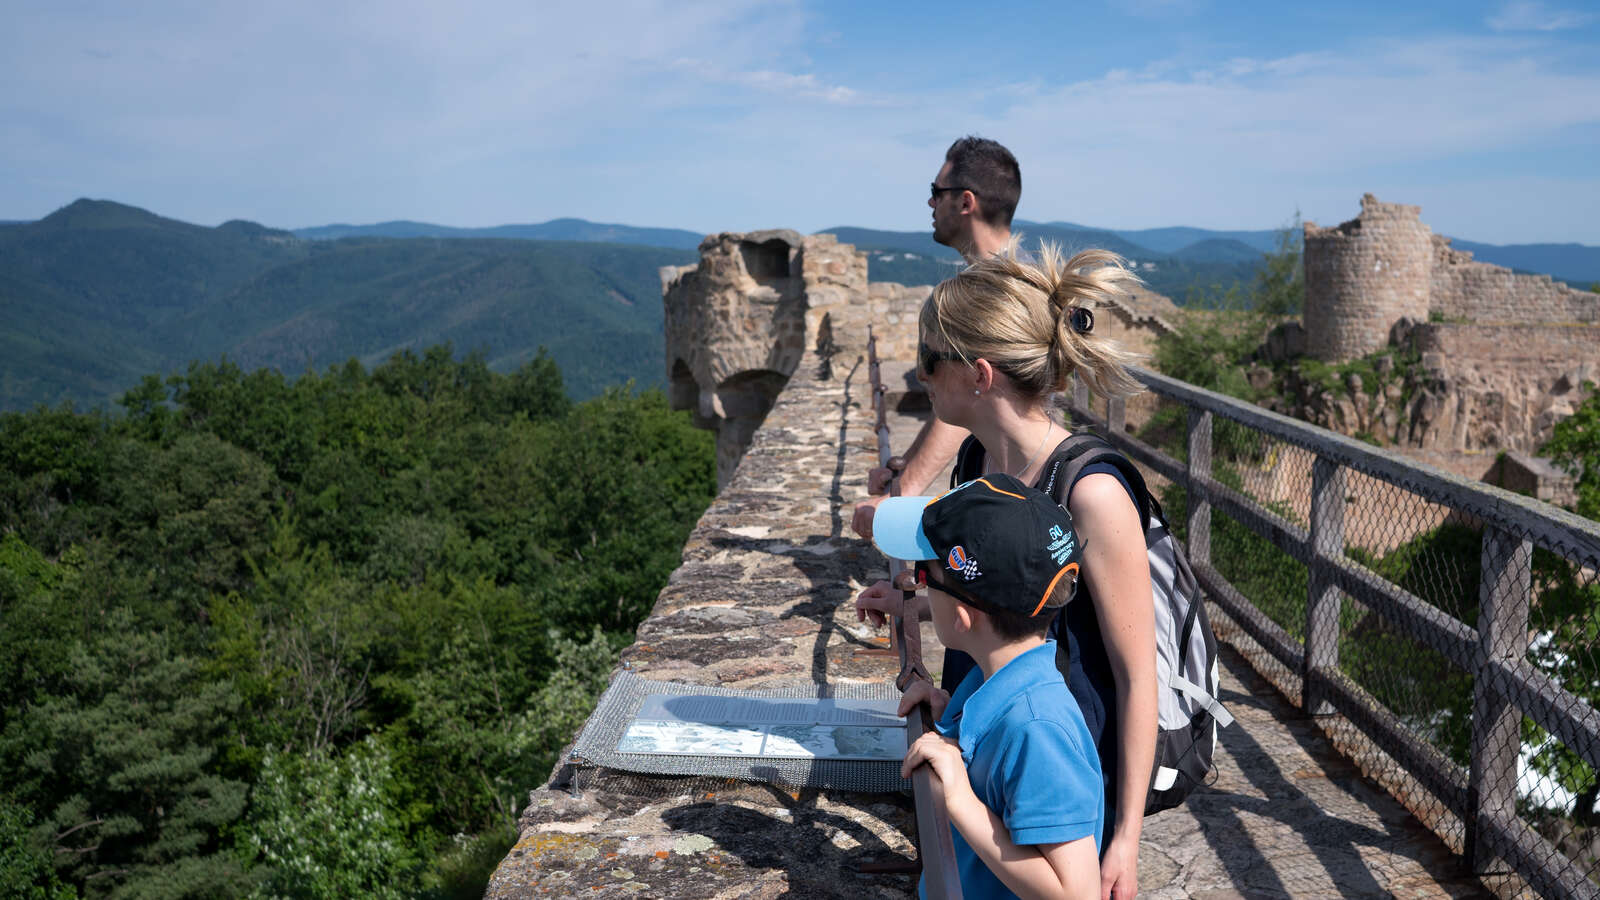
[896,677,950,723]
[1099,833,1140,900]
[867,465,895,495]
[851,493,886,540]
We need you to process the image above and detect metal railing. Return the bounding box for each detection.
[1068,367,1600,898]
[868,328,963,899]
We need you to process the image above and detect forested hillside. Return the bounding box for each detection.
[0,348,717,898]
[0,200,695,411]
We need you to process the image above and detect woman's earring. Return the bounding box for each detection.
[973,389,981,396]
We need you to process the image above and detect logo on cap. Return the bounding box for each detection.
[1047,524,1076,565]
[947,545,982,582]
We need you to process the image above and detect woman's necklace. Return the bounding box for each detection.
[1013,421,1056,482]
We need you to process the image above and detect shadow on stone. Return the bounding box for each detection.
[1184,646,1487,898]
[659,780,916,898]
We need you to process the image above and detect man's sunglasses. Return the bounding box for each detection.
[919,341,966,375]
[930,183,976,201]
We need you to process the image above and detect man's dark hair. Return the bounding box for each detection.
[945,136,1021,228]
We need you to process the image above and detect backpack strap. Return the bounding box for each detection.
[1049,437,1205,661]
[1039,433,1153,533]
[950,434,985,489]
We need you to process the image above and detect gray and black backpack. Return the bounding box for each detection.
[1039,433,1234,815]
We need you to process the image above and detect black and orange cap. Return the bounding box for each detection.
[873,472,1083,617]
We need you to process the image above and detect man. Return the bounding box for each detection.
[851,136,1020,541]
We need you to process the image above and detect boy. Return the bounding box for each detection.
[868,473,1101,900]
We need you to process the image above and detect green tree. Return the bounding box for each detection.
[1541,380,1600,520]
[3,615,249,898]
[242,738,418,899]
[0,796,78,900]
[0,346,717,898]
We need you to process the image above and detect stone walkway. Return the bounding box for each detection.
[486,348,1494,898]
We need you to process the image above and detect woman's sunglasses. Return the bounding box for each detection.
[919,342,965,375]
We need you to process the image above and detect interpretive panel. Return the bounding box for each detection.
[617,693,906,761]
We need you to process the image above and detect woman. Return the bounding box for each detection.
[856,243,1156,900]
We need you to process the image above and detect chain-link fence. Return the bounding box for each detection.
[1068,367,1600,899]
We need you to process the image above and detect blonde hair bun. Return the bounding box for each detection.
[922,241,1144,400]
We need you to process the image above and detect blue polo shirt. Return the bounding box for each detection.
[920,640,1103,899]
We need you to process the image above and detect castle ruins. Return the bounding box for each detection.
[660,231,1178,486]
[1297,194,1599,495]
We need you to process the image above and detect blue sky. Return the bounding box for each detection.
[4,0,1598,244]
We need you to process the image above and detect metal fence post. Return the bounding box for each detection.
[1072,374,1088,415]
[1305,456,1346,715]
[1185,408,1212,566]
[1108,396,1126,435]
[1466,526,1532,876]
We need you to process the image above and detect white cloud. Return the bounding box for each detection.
[669,59,867,105]
[0,0,814,223]
[2,3,1597,244]
[1487,1,1595,32]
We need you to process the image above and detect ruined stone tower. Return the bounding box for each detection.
[1303,194,1434,362]
[661,230,868,485]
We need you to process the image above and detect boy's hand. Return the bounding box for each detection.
[902,731,968,796]
[897,677,950,723]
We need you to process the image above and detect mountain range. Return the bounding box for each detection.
[286,216,1600,293]
[2,199,1595,413]
[0,200,693,411]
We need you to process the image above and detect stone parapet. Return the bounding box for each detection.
[486,342,947,898]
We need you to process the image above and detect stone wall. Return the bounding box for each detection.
[1404,322,1600,453]
[487,333,944,899]
[1429,235,1599,324]
[1303,194,1434,362]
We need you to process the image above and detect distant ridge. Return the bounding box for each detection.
[0,199,694,411]
[1447,238,1600,284]
[294,217,706,250]
[1169,238,1266,264]
[8,204,1593,282]
[1042,222,1284,255]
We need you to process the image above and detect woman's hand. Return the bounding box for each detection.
[1098,832,1140,900]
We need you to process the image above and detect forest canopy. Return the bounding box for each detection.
[0,346,717,898]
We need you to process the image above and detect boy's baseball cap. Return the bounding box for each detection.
[872,473,1083,618]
